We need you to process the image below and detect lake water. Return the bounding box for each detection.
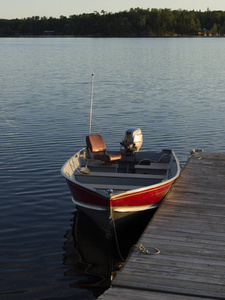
[1,37,225,299]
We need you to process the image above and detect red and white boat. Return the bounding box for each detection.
[61,128,180,233]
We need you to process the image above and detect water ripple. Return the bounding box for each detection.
[1,37,225,299]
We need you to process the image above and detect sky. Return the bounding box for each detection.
[1,0,225,19]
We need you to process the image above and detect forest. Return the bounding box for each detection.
[1,8,225,37]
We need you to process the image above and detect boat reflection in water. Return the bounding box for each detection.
[63,207,157,298]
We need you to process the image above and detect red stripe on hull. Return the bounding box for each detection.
[111,180,173,207]
[66,179,174,209]
[66,180,109,206]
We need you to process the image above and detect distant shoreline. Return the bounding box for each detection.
[1,9,225,37]
[1,35,224,38]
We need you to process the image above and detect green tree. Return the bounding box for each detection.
[211,23,218,34]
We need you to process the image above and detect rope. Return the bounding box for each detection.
[190,149,204,160]
[137,153,169,165]
[136,244,160,255]
[111,217,160,262]
[69,158,86,175]
[111,217,126,262]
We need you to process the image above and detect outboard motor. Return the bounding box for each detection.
[121,128,143,154]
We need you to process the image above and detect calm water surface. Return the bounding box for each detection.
[0,37,225,299]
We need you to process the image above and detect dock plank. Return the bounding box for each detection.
[100,287,208,299]
[99,152,225,299]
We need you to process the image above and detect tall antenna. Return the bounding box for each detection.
[89,73,94,135]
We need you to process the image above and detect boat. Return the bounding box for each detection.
[61,75,180,234]
[61,128,180,233]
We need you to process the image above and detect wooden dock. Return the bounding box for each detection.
[99,152,225,299]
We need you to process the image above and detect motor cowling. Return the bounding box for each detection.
[121,128,143,154]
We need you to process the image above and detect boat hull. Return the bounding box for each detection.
[72,196,111,235]
[62,147,180,234]
[65,177,175,233]
[66,179,111,233]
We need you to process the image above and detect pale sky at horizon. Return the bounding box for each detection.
[1,0,225,19]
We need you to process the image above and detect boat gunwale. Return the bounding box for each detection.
[61,148,180,200]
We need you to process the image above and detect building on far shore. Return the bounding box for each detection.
[198,28,211,36]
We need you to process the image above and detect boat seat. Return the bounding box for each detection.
[86,134,122,162]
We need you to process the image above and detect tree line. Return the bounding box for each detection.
[1,8,225,37]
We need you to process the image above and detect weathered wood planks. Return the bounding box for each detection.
[99,152,225,299]
[100,287,208,299]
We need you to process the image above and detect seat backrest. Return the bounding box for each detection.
[86,134,106,154]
